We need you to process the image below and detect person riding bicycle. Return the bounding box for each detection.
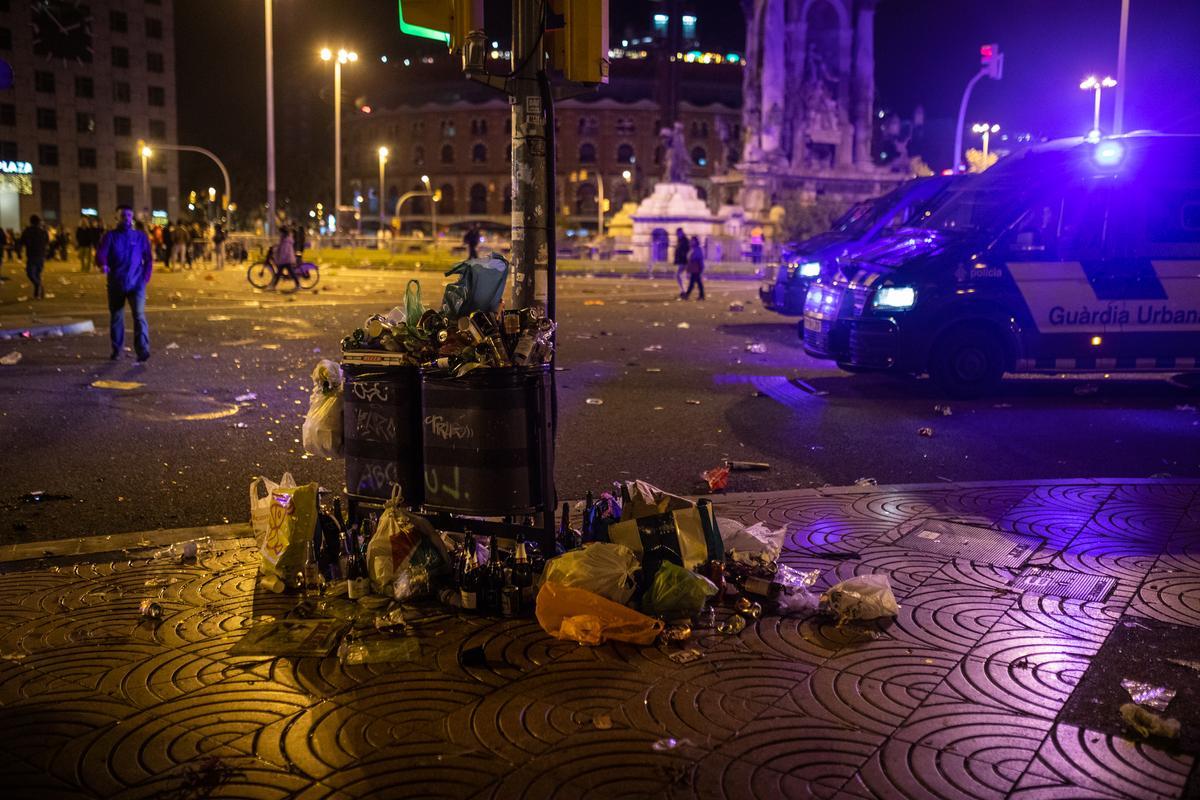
[269,227,298,291]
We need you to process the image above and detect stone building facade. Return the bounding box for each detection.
[0,0,180,230]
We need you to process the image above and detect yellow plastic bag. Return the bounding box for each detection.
[540,542,640,605]
[535,581,664,646]
[259,480,318,586]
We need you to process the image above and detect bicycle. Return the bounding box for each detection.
[247,255,320,292]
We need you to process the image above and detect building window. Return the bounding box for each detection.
[113,82,131,103]
[113,116,131,137]
[38,144,59,166]
[575,182,598,214]
[34,71,55,93]
[115,150,133,170]
[616,143,635,164]
[578,142,597,163]
[148,86,165,106]
[78,147,97,168]
[411,119,424,135]
[40,180,60,221]
[75,76,94,98]
[470,118,488,136]
[79,182,99,210]
[152,186,167,210]
[109,10,127,32]
[111,46,129,68]
[0,141,16,160]
[36,108,57,130]
[145,18,163,38]
[503,183,511,214]
[440,119,456,138]
[578,116,599,135]
[412,145,425,166]
[147,52,163,73]
[616,117,636,136]
[690,120,709,138]
[149,119,166,139]
[76,112,95,134]
[438,184,455,214]
[440,144,454,164]
[691,146,707,166]
[0,104,13,126]
[0,28,10,50]
[469,183,488,214]
[116,185,134,208]
[150,157,166,174]
[471,143,487,163]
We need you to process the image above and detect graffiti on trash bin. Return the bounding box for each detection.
[425,414,474,441]
[351,381,390,402]
[354,462,399,494]
[425,465,468,502]
[353,407,397,442]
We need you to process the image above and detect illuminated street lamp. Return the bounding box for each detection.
[320,46,358,233]
[1080,75,1117,141]
[971,123,1000,161]
[138,141,152,217]
[377,146,388,232]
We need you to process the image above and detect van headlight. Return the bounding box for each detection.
[797,261,821,278]
[872,286,917,310]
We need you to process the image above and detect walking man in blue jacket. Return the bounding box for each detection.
[96,205,154,362]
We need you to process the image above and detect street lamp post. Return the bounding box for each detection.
[320,47,357,234]
[264,0,275,235]
[138,141,151,218]
[140,142,233,219]
[377,146,388,233]
[971,122,1000,162]
[1080,76,1117,141]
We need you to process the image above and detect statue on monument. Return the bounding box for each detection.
[659,121,690,183]
[802,44,840,132]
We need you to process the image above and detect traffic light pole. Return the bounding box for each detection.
[508,0,551,317]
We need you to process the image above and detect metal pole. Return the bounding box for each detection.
[378,152,386,233]
[140,151,149,216]
[333,61,342,234]
[1093,86,1103,134]
[264,0,275,235]
[431,194,438,249]
[981,129,989,161]
[596,173,604,239]
[509,0,549,314]
[953,70,985,172]
[149,144,231,216]
[1114,0,1130,134]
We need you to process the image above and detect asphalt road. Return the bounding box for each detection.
[1,258,1198,544]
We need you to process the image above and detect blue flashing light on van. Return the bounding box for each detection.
[801,134,1200,396]
[759,176,961,315]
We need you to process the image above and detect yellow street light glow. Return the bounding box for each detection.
[320,47,332,61]
[621,170,632,181]
[378,146,389,159]
[1091,335,1102,346]
[140,145,152,158]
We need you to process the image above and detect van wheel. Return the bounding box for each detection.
[929,326,1004,398]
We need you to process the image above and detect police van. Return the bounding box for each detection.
[802,134,1200,396]
[760,176,959,315]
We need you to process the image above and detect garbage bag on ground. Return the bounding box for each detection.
[616,479,694,520]
[250,471,298,550]
[366,485,448,594]
[441,255,509,318]
[1120,702,1181,739]
[607,480,708,572]
[254,472,321,585]
[720,521,787,565]
[540,542,640,605]
[640,561,718,618]
[820,574,899,623]
[536,581,664,646]
[302,359,344,457]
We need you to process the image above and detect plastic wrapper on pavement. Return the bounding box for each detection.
[539,542,640,605]
[302,359,344,457]
[820,574,899,623]
[535,581,664,646]
[721,521,788,565]
[640,561,718,618]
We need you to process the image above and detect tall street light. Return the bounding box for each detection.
[971,123,1000,161]
[138,141,152,218]
[377,146,388,233]
[264,0,275,235]
[320,46,357,234]
[1080,76,1117,141]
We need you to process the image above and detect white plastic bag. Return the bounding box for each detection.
[720,520,787,564]
[820,575,899,623]
[250,472,295,544]
[540,542,641,605]
[302,360,344,457]
[366,485,447,594]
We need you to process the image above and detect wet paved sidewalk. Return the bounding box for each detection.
[1,479,1198,799]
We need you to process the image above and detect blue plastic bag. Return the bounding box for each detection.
[441,255,509,318]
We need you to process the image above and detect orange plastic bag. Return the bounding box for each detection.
[535,581,664,646]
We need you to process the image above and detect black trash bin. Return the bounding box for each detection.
[420,365,553,517]
[342,365,424,505]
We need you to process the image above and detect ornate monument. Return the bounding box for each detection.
[737,0,898,220]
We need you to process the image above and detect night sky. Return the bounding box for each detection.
[175,0,1200,205]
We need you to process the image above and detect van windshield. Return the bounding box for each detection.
[832,183,915,236]
[917,178,1044,235]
